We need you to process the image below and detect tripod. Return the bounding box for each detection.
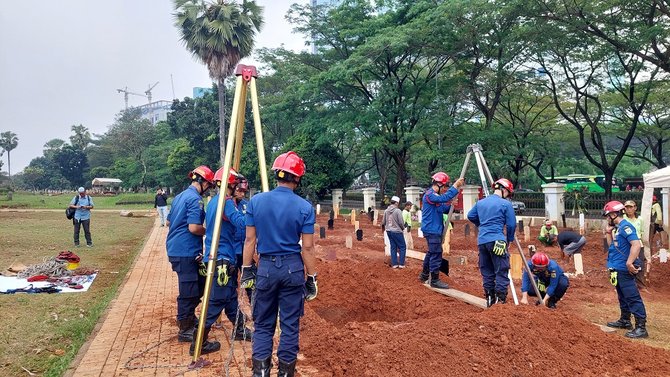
[447,144,543,306]
[191,64,271,367]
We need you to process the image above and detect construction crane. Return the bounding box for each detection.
[145,81,159,104]
[116,87,147,109]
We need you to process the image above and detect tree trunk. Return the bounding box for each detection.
[218,78,227,165]
[7,151,10,179]
[395,158,408,197]
[604,170,614,200]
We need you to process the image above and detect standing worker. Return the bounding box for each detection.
[240,151,318,377]
[69,187,94,248]
[467,178,517,307]
[419,172,465,288]
[166,166,214,343]
[402,201,414,250]
[382,196,407,268]
[154,188,169,227]
[603,201,649,338]
[651,195,667,248]
[191,168,253,356]
[538,220,558,246]
[623,200,647,280]
[519,252,569,308]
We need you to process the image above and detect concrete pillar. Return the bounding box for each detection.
[362,188,377,211]
[542,183,565,222]
[461,185,480,216]
[662,188,669,229]
[332,189,343,209]
[404,186,423,207]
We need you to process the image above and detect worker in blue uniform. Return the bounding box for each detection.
[467,178,517,307]
[166,165,214,343]
[190,167,253,355]
[240,151,318,377]
[520,252,569,308]
[419,172,465,288]
[232,181,252,302]
[602,201,649,338]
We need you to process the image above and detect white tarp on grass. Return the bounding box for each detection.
[0,274,97,294]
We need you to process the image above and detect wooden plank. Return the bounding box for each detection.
[510,253,522,280]
[424,283,487,309]
[405,249,426,261]
[593,323,617,333]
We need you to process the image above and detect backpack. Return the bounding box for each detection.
[65,196,81,220]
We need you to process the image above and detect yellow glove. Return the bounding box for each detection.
[217,264,229,286]
[492,240,507,256]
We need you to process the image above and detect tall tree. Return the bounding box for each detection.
[0,131,19,178]
[174,0,264,164]
[103,110,156,188]
[69,124,92,151]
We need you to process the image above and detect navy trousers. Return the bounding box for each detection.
[423,234,443,272]
[169,256,205,321]
[387,231,406,266]
[478,241,510,293]
[615,270,647,319]
[204,264,240,329]
[252,254,305,362]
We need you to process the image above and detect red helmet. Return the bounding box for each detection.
[493,178,514,195]
[603,201,625,217]
[431,172,450,186]
[189,165,215,184]
[531,252,549,268]
[213,167,247,188]
[272,151,306,178]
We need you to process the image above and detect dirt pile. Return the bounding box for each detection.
[296,213,670,376]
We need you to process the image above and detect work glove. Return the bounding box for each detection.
[240,265,256,289]
[492,240,508,257]
[305,273,318,301]
[217,264,229,286]
[198,262,207,277]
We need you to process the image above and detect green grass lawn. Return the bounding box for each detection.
[0,211,154,377]
[0,191,169,210]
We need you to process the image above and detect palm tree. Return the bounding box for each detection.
[0,131,18,178]
[174,0,264,164]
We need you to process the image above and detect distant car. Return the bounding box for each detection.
[515,188,535,193]
[511,200,526,214]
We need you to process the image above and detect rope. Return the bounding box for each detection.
[17,257,71,279]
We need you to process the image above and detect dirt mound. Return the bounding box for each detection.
[296,213,670,376]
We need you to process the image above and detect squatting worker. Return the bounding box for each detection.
[191,168,253,356]
[467,178,517,307]
[419,172,465,289]
[603,201,649,338]
[538,220,558,246]
[165,165,214,343]
[520,252,569,309]
[382,195,407,268]
[69,187,94,248]
[240,151,318,377]
[557,230,586,258]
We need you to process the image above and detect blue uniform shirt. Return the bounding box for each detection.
[70,195,94,221]
[203,194,245,262]
[245,186,315,256]
[521,260,565,297]
[420,186,459,236]
[166,186,206,258]
[467,194,516,244]
[234,198,248,256]
[608,219,641,271]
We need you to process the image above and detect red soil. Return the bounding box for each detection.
[296,214,670,376]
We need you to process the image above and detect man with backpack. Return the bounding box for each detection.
[68,187,94,248]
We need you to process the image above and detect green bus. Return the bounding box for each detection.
[552,174,621,193]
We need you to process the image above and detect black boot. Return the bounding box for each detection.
[625,317,649,339]
[189,327,221,355]
[418,266,429,283]
[177,317,196,343]
[485,289,497,308]
[252,356,272,377]
[234,318,253,341]
[278,358,297,377]
[430,271,449,289]
[495,291,507,304]
[607,313,633,330]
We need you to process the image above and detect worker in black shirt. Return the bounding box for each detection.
[557,230,586,258]
[154,188,169,227]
